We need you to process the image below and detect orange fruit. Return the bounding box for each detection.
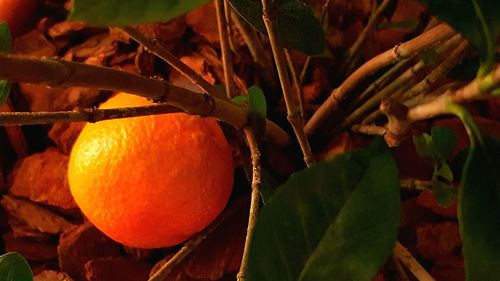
[68,93,234,249]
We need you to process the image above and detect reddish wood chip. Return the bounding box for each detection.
[186,2,220,45]
[48,123,85,155]
[430,255,465,281]
[58,221,122,281]
[34,270,74,281]
[137,19,187,50]
[12,30,57,57]
[85,257,152,281]
[8,148,77,210]
[416,190,457,218]
[0,195,75,234]
[3,232,58,261]
[416,222,461,261]
[168,55,216,94]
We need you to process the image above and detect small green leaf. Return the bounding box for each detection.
[247,138,400,281]
[248,85,267,121]
[231,95,249,106]
[228,0,325,55]
[418,0,500,75]
[0,252,33,281]
[431,127,457,162]
[0,23,11,105]
[0,22,12,53]
[0,81,12,105]
[69,0,208,26]
[432,180,455,207]
[437,162,454,182]
[413,133,435,160]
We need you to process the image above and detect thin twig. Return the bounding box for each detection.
[237,127,262,281]
[0,104,182,125]
[304,24,455,136]
[215,0,235,98]
[298,0,332,84]
[394,241,436,281]
[383,64,500,146]
[148,196,249,281]
[285,50,305,119]
[0,53,247,127]
[351,124,386,136]
[341,0,394,74]
[261,0,314,167]
[403,40,469,100]
[120,26,224,99]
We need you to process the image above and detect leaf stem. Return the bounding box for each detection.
[304,23,455,137]
[237,127,262,281]
[261,0,314,167]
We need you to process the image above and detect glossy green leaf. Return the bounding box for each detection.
[0,252,33,281]
[459,135,500,281]
[418,0,500,75]
[437,162,453,182]
[231,95,249,106]
[0,23,11,105]
[69,0,207,26]
[432,181,455,207]
[248,85,267,121]
[247,138,400,281]
[228,0,325,55]
[431,127,457,162]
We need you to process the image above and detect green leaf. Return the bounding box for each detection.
[437,162,454,182]
[0,22,11,53]
[418,0,500,75]
[0,23,11,105]
[459,135,500,281]
[247,138,400,281]
[0,252,33,281]
[231,95,249,106]
[0,81,12,105]
[248,85,267,121]
[228,0,325,55]
[432,180,455,207]
[69,0,208,26]
[431,127,457,162]
[413,132,435,160]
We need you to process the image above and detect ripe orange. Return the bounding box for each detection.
[68,93,234,249]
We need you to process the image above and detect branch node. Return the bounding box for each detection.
[393,43,404,61]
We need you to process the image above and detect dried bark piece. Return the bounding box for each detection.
[12,30,57,57]
[123,246,155,262]
[48,123,85,155]
[137,19,186,50]
[186,2,219,45]
[66,33,119,60]
[8,216,52,241]
[9,148,77,210]
[0,195,75,234]
[430,255,465,281]
[85,257,152,281]
[3,232,58,261]
[416,222,461,261]
[58,221,122,281]
[34,270,74,281]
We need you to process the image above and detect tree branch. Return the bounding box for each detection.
[383,64,500,146]
[215,0,235,98]
[304,24,455,136]
[394,241,436,281]
[120,26,224,99]
[0,53,247,126]
[237,127,262,281]
[261,0,314,167]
